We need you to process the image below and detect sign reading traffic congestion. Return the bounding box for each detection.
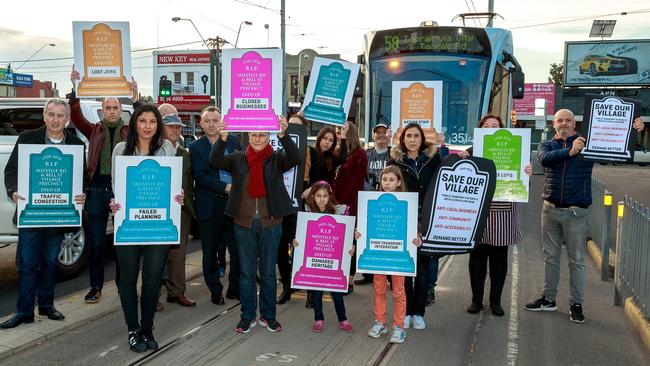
[369,27,491,59]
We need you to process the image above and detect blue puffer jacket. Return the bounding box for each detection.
[538,133,594,208]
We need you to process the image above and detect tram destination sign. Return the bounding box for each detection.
[369,27,491,59]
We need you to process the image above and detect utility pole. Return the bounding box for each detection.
[487,0,495,27]
[281,0,287,115]
[207,37,227,109]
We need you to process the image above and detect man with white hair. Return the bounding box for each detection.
[525,109,645,323]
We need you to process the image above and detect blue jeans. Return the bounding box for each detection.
[86,187,113,290]
[234,223,281,321]
[310,290,347,322]
[542,203,587,305]
[16,228,63,314]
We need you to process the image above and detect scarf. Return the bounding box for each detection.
[99,118,125,175]
[246,144,272,198]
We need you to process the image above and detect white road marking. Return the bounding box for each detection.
[507,246,520,366]
[99,345,118,357]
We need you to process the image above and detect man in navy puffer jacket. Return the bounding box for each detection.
[525,109,645,324]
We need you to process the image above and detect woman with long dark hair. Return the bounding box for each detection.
[388,122,441,330]
[309,125,348,186]
[109,104,183,353]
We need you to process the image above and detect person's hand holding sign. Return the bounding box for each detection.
[569,137,586,157]
[633,117,645,132]
[277,116,289,138]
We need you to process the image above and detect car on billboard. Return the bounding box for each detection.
[578,54,638,77]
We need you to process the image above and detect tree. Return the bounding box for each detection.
[548,62,564,87]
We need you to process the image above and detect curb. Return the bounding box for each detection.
[586,240,603,271]
[0,251,204,358]
[624,297,650,353]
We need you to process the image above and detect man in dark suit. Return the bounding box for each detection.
[189,106,242,304]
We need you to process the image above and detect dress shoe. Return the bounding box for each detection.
[490,304,505,316]
[277,287,292,305]
[167,294,196,307]
[211,293,225,305]
[1,313,35,329]
[225,290,239,300]
[38,307,65,320]
[467,302,483,314]
[84,288,101,304]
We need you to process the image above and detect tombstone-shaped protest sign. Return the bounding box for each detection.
[580,94,641,163]
[421,155,496,255]
[356,191,419,276]
[17,145,84,227]
[73,22,132,98]
[473,128,531,202]
[242,123,306,208]
[221,49,283,131]
[390,80,443,145]
[302,57,360,126]
[113,156,182,245]
[291,212,355,293]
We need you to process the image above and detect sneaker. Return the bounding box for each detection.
[403,315,412,329]
[128,331,147,353]
[260,318,282,332]
[569,303,585,324]
[412,315,426,330]
[235,318,257,334]
[140,329,159,350]
[389,326,406,344]
[426,288,436,306]
[524,295,557,312]
[339,320,354,333]
[312,320,324,333]
[367,320,388,338]
[84,288,101,304]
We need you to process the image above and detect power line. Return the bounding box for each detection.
[509,8,650,29]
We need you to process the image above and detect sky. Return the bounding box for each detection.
[0,0,648,96]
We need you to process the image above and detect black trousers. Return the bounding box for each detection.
[277,214,296,286]
[116,245,169,331]
[405,254,431,316]
[468,244,509,306]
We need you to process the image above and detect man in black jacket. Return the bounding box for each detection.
[2,98,87,329]
[210,116,299,334]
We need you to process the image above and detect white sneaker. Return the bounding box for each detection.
[403,315,411,329]
[389,326,406,344]
[412,315,426,330]
[367,320,388,338]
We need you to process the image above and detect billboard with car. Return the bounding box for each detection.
[564,39,650,86]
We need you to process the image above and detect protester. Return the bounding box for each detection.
[160,112,196,307]
[190,106,242,304]
[1,98,87,329]
[388,122,441,330]
[109,104,182,352]
[210,116,300,334]
[69,67,137,304]
[309,125,347,186]
[459,115,532,316]
[292,180,354,333]
[363,165,422,344]
[524,109,645,323]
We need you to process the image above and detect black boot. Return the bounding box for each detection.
[277,282,292,304]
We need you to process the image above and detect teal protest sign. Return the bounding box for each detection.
[113,156,182,245]
[473,128,531,202]
[302,57,360,126]
[17,145,84,228]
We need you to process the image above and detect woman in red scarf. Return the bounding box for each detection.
[210,116,301,334]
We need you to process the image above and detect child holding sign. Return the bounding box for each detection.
[293,181,355,333]
[360,166,422,344]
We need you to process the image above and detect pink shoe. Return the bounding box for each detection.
[339,320,354,332]
[312,320,324,333]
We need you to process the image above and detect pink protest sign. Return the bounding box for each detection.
[292,212,355,293]
[221,49,282,131]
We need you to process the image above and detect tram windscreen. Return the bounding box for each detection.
[369,54,490,145]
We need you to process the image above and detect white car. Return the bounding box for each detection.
[0,97,133,276]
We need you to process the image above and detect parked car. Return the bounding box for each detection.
[0,97,133,277]
[579,54,638,77]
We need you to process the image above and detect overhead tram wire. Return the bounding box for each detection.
[508,8,650,29]
[463,0,479,27]
[469,0,483,27]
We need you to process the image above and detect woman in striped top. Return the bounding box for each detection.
[459,115,532,317]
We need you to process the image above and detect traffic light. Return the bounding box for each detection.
[159,79,172,98]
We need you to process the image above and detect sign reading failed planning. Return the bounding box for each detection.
[421,155,496,255]
[291,212,355,293]
[390,80,443,145]
[17,145,85,228]
[473,128,531,202]
[73,21,133,98]
[301,57,360,126]
[221,48,283,132]
[356,191,419,276]
[580,94,640,163]
[113,156,182,245]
